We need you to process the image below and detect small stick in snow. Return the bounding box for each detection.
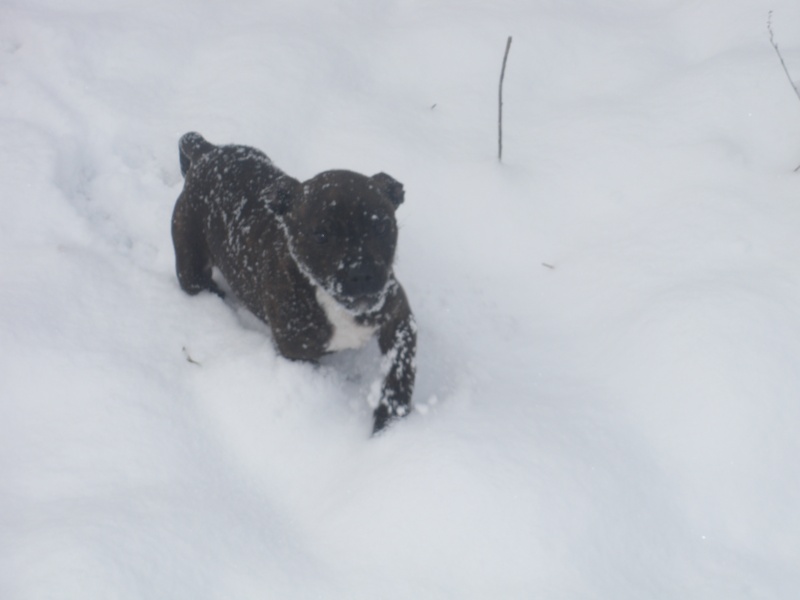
[767,11,800,103]
[767,12,800,171]
[498,36,513,162]
[542,262,555,270]
[182,346,201,367]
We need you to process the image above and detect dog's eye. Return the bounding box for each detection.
[313,228,328,244]
[372,218,390,237]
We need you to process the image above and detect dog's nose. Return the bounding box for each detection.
[343,264,385,297]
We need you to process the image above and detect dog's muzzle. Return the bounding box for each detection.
[341,263,387,298]
[329,265,392,314]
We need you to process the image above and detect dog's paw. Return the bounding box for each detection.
[372,405,392,436]
[371,403,410,436]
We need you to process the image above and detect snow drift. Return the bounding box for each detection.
[2,0,800,597]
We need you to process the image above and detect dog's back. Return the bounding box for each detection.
[172,133,288,306]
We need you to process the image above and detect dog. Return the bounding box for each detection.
[171,132,416,433]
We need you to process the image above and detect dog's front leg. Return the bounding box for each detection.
[373,302,417,434]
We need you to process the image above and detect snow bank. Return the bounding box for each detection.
[2,0,800,597]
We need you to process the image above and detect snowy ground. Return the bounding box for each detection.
[2,0,800,597]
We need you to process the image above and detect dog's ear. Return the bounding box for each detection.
[267,174,302,216]
[371,172,405,209]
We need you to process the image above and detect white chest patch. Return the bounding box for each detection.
[315,287,379,352]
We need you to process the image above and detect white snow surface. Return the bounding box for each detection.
[2,0,800,597]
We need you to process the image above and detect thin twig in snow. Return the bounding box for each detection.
[768,11,800,103]
[182,346,201,367]
[498,36,513,162]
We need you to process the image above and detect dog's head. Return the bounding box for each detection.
[273,170,405,312]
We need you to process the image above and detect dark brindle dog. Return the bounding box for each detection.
[172,133,416,433]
